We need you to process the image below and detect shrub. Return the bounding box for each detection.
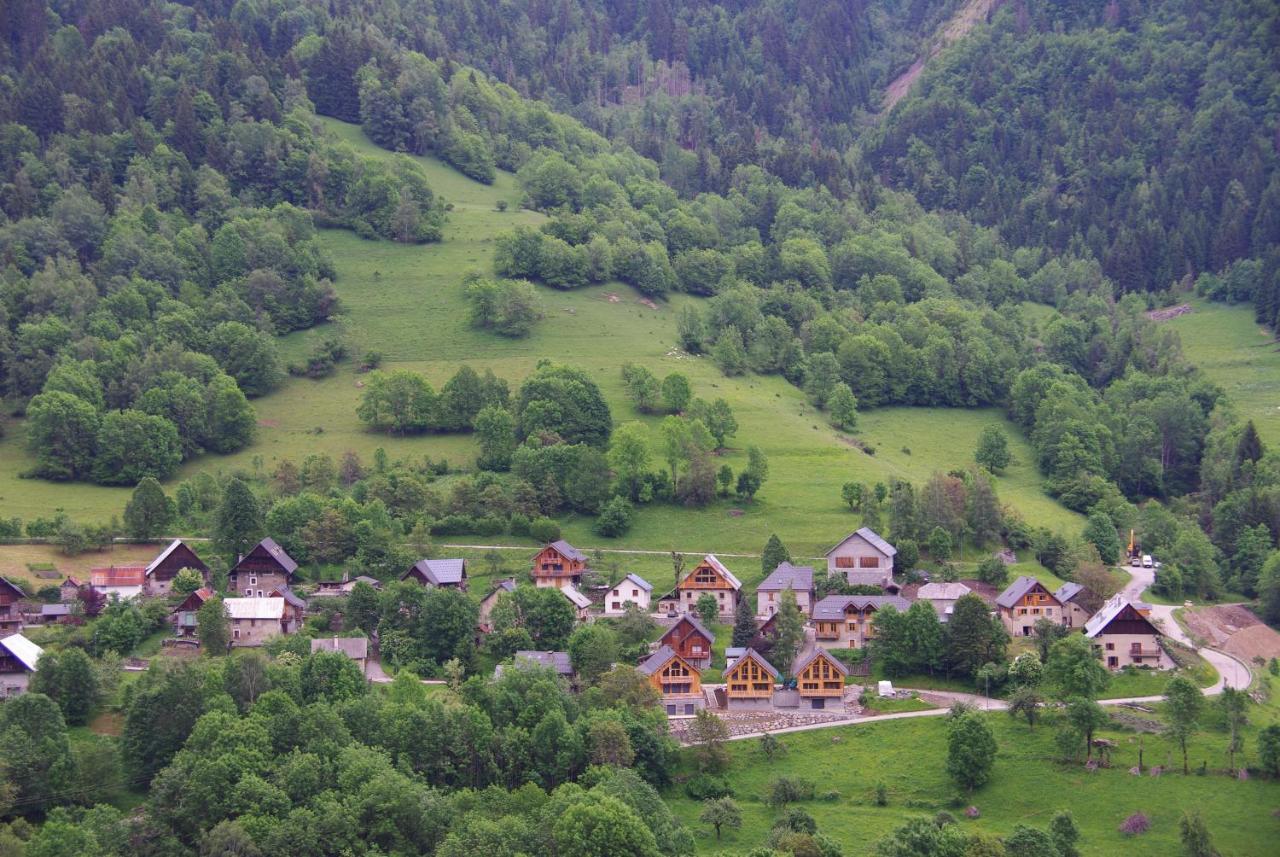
[529,516,561,542]
[765,776,816,807]
[685,774,733,800]
[1119,813,1150,836]
[874,783,888,806]
[594,496,633,537]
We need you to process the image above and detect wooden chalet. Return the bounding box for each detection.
[659,554,742,620]
[1085,596,1172,670]
[637,645,704,716]
[812,594,911,649]
[792,648,847,709]
[531,540,589,589]
[996,576,1065,636]
[145,539,210,596]
[0,633,42,697]
[657,614,715,669]
[229,538,298,598]
[172,588,214,637]
[402,558,467,590]
[0,576,26,635]
[723,648,778,708]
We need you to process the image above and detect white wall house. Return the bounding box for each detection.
[603,574,652,615]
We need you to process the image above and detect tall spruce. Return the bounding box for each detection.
[761,534,791,574]
[215,477,263,560]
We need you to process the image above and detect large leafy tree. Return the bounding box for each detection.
[215,477,263,559]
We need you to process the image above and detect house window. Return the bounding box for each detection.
[835,556,855,568]
[1105,643,1114,651]
[632,590,639,597]
[1108,656,1118,667]
[768,593,775,602]
[858,556,879,568]
[684,704,695,715]
[691,644,703,654]
[233,627,240,639]
[612,602,620,611]
[1031,608,1040,615]
[249,576,257,586]
[1130,642,1142,653]
[666,704,676,715]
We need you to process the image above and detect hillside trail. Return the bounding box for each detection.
[881,0,1000,113]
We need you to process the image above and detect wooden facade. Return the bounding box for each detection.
[229,538,298,598]
[637,645,704,716]
[171,588,213,637]
[724,649,778,700]
[0,577,24,635]
[1085,598,1172,670]
[145,539,210,596]
[670,555,741,620]
[531,541,587,589]
[658,615,715,668]
[794,649,847,703]
[812,595,910,650]
[996,576,1064,637]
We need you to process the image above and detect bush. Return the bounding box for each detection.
[1119,813,1150,836]
[593,496,633,537]
[874,783,888,806]
[685,774,733,800]
[765,776,816,807]
[529,516,561,542]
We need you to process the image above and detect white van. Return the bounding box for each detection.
[1141,554,1153,568]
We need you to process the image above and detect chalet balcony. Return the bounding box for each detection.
[1128,647,1163,657]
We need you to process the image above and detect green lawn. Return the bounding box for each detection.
[1167,299,1280,446]
[664,706,1279,855]
[0,118,1083,560]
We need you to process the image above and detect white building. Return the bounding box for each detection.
[603,573,652,615]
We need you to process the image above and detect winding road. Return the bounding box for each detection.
[719,565,1252,743]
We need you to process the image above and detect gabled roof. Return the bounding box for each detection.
[612,573,652,592]
[995,575,1054,609]
[271,586,306,609]
[561,584,592,610]
[61,576,82,588]
[239,538,299,575]
[811,594,911,622]
[172,588,214,612]
[515,650,573,674]
[638,645,689,676]
[682,554,741,590]
[547,540,587,562]
[662,613,715,644]
[725,647,779,679]
[0,633,43,671]
[0,576,26,597]
[792,646,849,677]
[482,578,517,602]
[223,597,284,620]
[1085,596,1160,639]
[40,604,71,617]
[824,527,897,558]
[90,566,147,587]
[311,637,369,660]
[758,562,815,592]
[918,582,972,601]
[146,539,206,575]
[1054,582,1103,615]
[404,558,466,585]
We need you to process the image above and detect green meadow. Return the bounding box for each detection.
[1167,298,1280,447]
[0,118,1082,558]
[664,678,1280,855]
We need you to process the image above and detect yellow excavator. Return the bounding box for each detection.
[1127,529,1141,565]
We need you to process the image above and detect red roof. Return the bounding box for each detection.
[90,566,147,587]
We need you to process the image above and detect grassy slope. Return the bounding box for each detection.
[665,703,1279,855]
[0,118,1081,561]
[1167,299,1280,446]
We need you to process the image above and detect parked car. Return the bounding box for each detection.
[1141,554,1153,568]
[1130,555,1141,567]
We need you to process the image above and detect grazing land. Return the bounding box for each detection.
[1167,299,1280,446]
[664,694,1280,855]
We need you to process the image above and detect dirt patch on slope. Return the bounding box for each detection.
[882,0,1000,112]
[1182,604,1280,661]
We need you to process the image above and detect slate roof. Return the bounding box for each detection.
[638,645,684,676]
[824,527,897,558]
[404,558,466,585]
[272,586,306,610]
[1053,582,1103,616]
[0,576,26,597]
[724,647,747,662]
[0,633,43,671]
[562,584,592,610]
[223,597,284,620]
[90,566,147,587]
[1085,596,1159,639]
[548,540,587,562]
[757,562,815,592]
[311,637,369,660]
[811,594,911,622]
[482,578,517,601]
[146,539,206,575]
[612,573,652,592]
[663,613,715,644]
[792,646,849,677]
[995,575,1048,609]
[40,604,71,617]
[918,582,972,601]
[255,537,299,574]
[515,650,573,674]
[725,647,779,678]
